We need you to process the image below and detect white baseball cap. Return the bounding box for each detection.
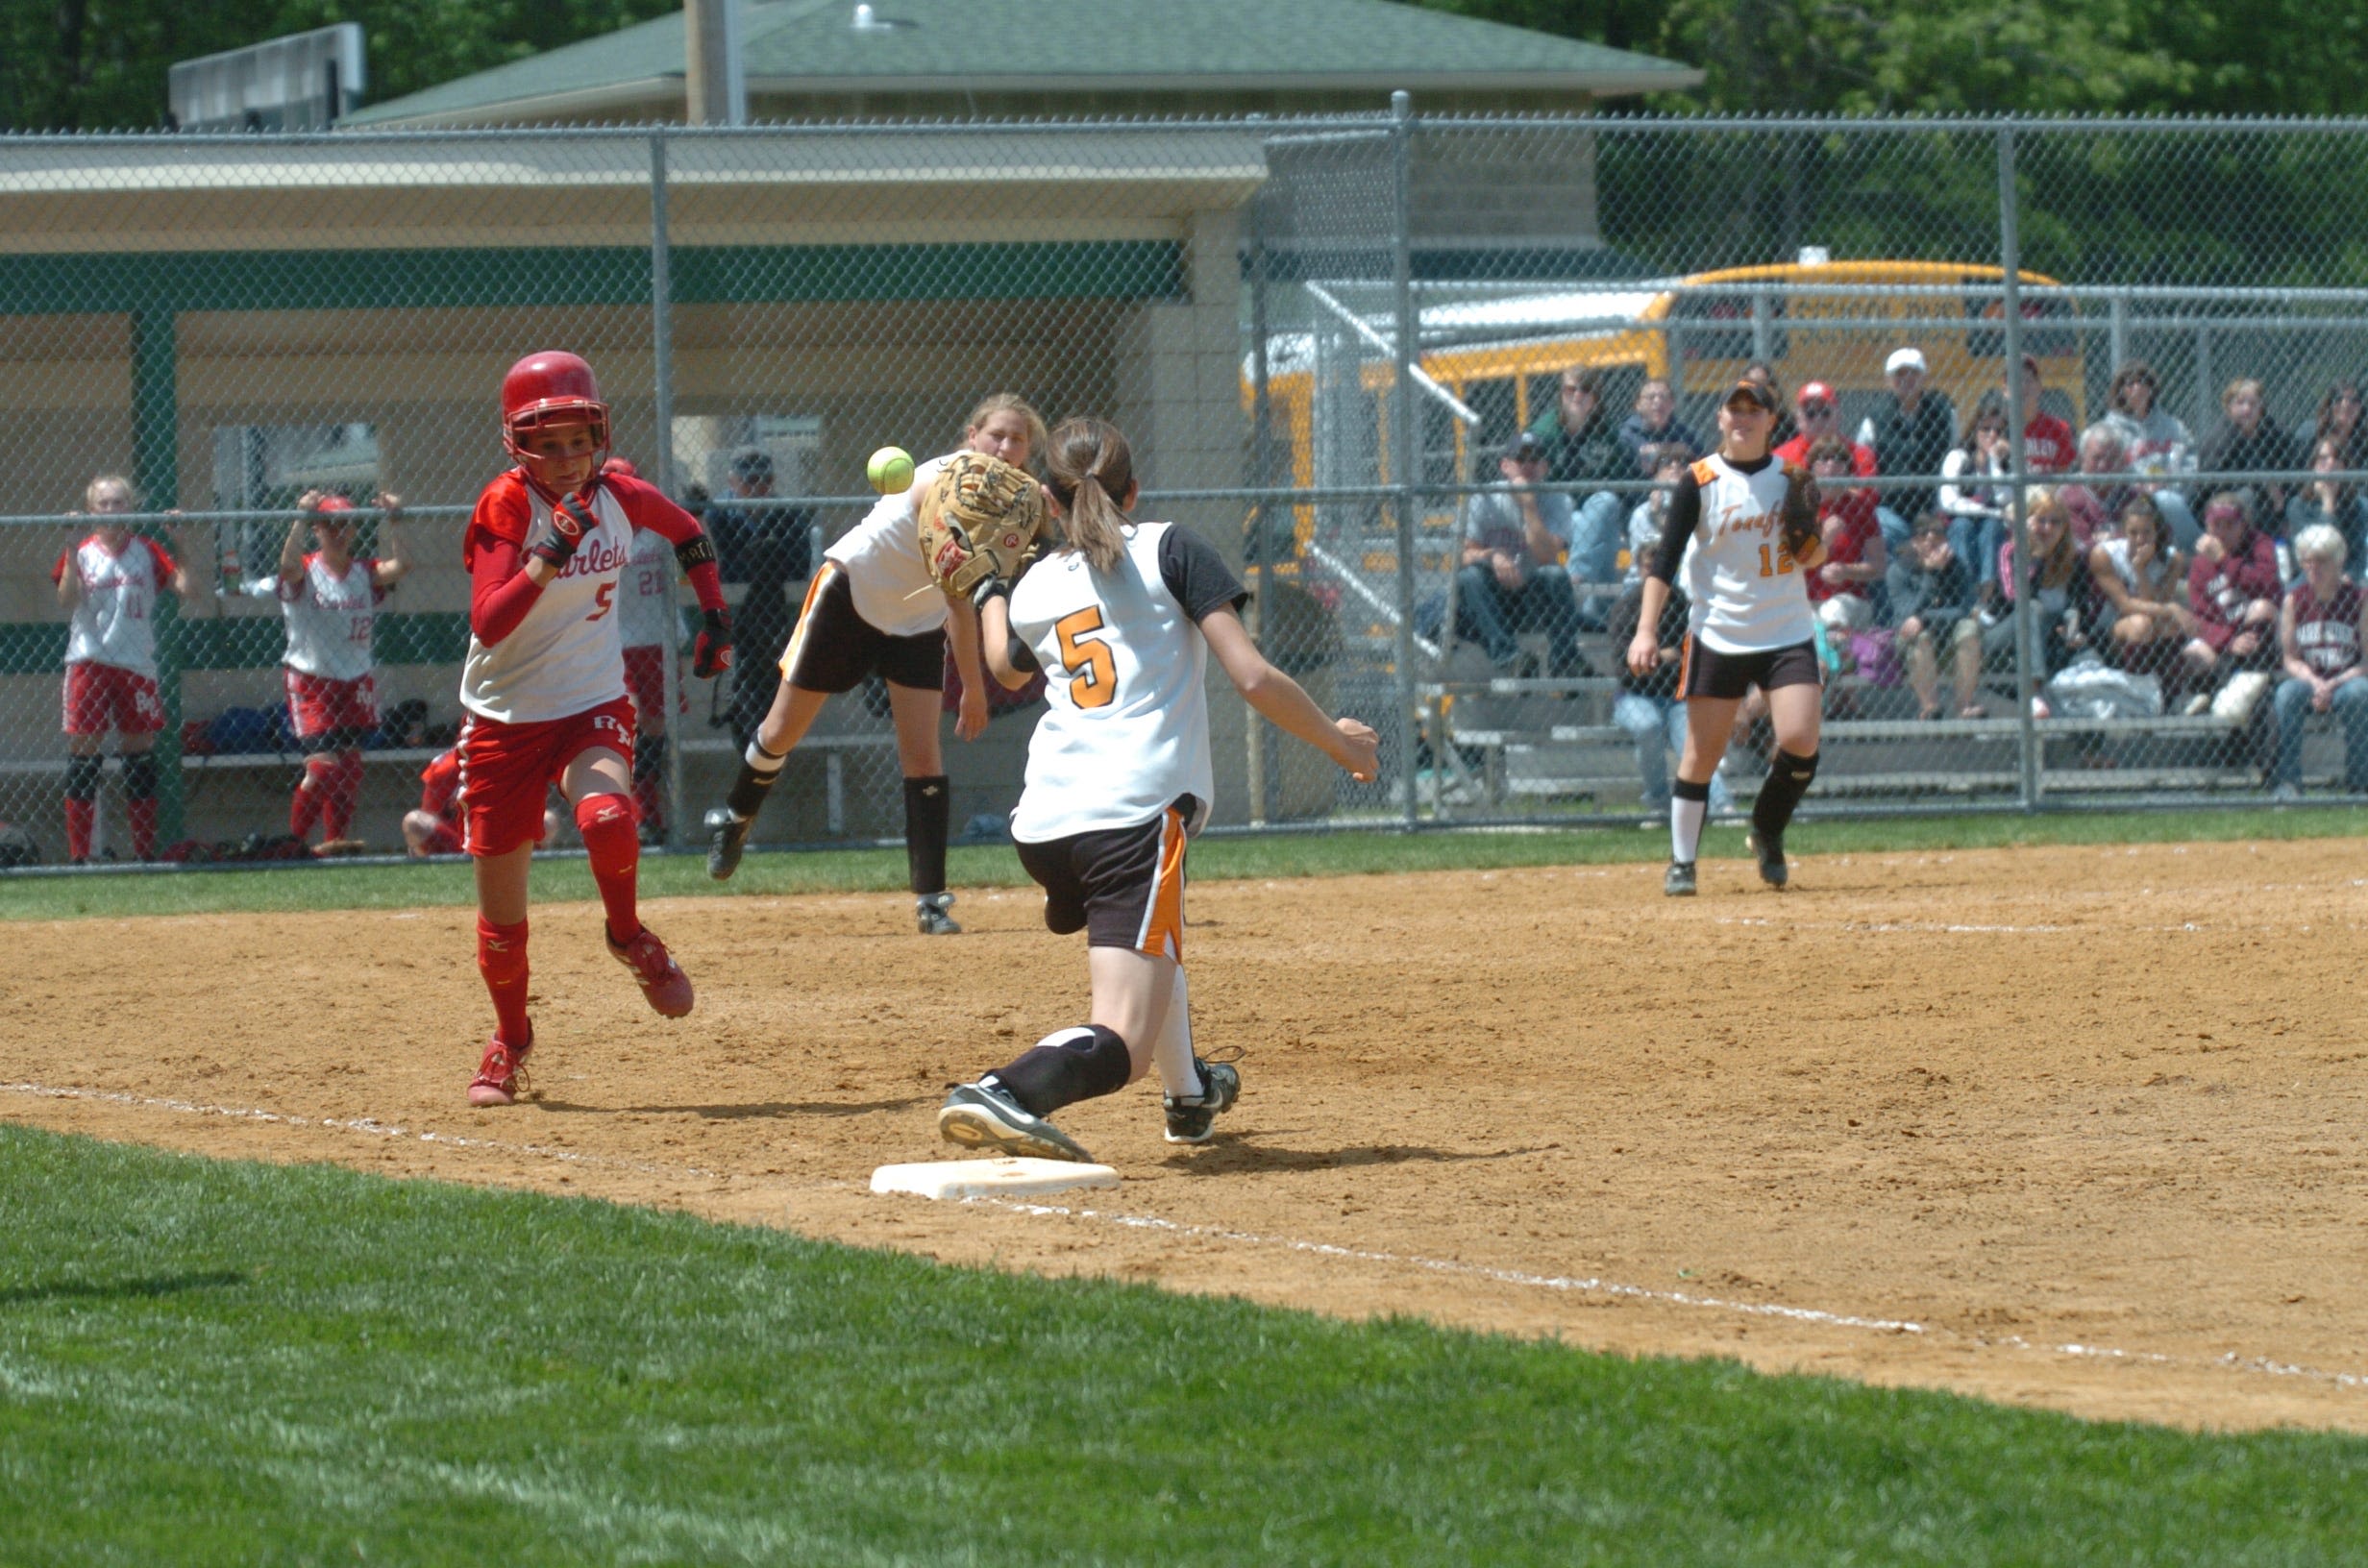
[1886,346,1927,376]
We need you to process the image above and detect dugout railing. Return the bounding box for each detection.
[5,110,2368,870]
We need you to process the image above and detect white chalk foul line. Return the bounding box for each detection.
[12,1079,2361,1399]
[969,1194,2368,1398]
[0,1081,726,1183]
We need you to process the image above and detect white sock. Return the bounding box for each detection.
[744,739,787,775]
[1669,795,1707,866]
[1149,969,1203,1098]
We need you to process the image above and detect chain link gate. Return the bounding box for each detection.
[3,113,2364,872]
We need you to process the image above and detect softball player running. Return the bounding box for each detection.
[458,351,734,1108]
[606,458,683,842]
[938,417,1379,1163]
[51,475,197,864]
[258,489,408,853]
[1626,379,1829,896]
[703,394,1047,934]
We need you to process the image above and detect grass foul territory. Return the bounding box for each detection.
[7,806,2363,922]
[2,1125,2364,1565]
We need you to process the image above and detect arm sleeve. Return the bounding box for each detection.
[50,546,70,585]
[1157,526,1249,622]
[613,475,728,613]
[145,537,181,581]
[469,531,544,646]
[1646,470,1701,585]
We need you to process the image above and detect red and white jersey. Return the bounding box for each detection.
[274,553,382,681]
[460,475,637,723]
[618,524,677,651]
[826,452,955,638]
[1007,523,1246,844]
[1679,454,1816,654]
[54,533,176,675]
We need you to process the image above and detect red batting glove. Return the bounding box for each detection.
[694,607,733,677]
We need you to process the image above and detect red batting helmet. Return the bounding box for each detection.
[500,351,610,492]
[309,495,356,515]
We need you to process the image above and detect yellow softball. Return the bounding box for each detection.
[866,446,915,495]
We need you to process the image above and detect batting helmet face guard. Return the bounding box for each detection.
[501,351,611,496]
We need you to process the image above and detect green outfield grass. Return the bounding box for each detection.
[5,805,2362,921]
[2,1123,2362,1566]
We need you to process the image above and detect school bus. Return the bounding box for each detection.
[1246,258,2084,578]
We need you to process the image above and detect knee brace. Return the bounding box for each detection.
[1775,748,1819,787]
[121,752,159,800]
[989,1024,1133,1116]
[64,754,103,802]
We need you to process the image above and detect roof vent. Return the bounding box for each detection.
[1796,245,1832,266]
[851,4,908,30]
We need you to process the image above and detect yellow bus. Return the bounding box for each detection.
[1247,258,2084,571]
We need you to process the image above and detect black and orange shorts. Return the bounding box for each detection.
[1679,636,1822,700]
[1014,796,1199,962]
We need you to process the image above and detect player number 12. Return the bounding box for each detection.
[1756,543,1797,577]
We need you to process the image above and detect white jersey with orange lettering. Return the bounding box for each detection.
[1006,522,1246,844]
[55,533,176,676]
[1675,453,1816,654]
[273,553,382,681]
[460,476,635,723]
[825,452,953,638]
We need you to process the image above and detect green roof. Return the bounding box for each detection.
[348,0,1699,127]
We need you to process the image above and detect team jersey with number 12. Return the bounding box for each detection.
[1678,453,1816,654]
[1006,522,1246,844]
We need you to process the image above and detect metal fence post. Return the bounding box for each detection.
[651,130,686,852]
[1390,89,1420,828]
[1998,123,2040,813]
[1246,189,1272,827]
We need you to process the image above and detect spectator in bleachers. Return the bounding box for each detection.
[1940,394,2012,609]
[609,458,681,844]
[1741,361,1795,448]
[1774,381,1875,477]
[1623,443,1691,585]
[2270,523,2368,800]
[2090,494,2204,692]
[1455,431,1587,678]
[1984,488,2097,685]
[2097,358,2199,549]
[52,474,198,865]
[2185,489,2285,695]
[2201,379,2303,515]
[1806,437,1885,633]
[1608,576,1732,821]
[2060,426,2133,549]
[1525,365,1630,621]
[1617,378,1702,473]
[1887,511,1984,720]
[2285,435,2368,571]
[2007,355,2078,475]
[2311,380,2365,470]
[257,490,409,855]
[1857,345,1958,544]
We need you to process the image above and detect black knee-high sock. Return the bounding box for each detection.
[1753,748,1819,843]
[985,1025,1132,1115]
[723,739,786,821]
[904,773,950,895]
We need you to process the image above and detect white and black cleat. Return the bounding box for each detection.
[1664,860,1697,897]
[704,806,751,881]
[938,1081,1094,1163]
[916,892,961,935]
[1163,1059,1241,1144]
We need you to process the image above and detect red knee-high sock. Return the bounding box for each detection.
[63,797,93,862]
[476,917,531,1045]
[323,751,363,842]
[576,793,642,945]
[291,756,331,840]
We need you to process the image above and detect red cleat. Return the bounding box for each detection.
[468,1029,533,1107]
[608,924,694,1017]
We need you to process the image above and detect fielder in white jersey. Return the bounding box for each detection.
[703,394,1046,937]
[1629,379,1830,897]
[936,416,1379,1166]
[250,491,408,852]
[50,474,197,863]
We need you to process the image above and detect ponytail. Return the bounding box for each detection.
[1044,416,1136,574]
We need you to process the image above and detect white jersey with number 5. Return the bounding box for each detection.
[275,553,382,681]
[459,475,633,723]
[1680,453,1816,654]
[1007,522,1246,844]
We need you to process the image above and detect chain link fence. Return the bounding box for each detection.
[3,111,2363,870]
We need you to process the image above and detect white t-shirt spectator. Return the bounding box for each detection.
[1461,486,1573,588]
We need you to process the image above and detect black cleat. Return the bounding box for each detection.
[916,892,961,935]
[1163,1059,1241,1144]
[1664,860,1696,897]
[1748,830,1788,889]
[938,1081,1094,1163]
[704,805,752,881]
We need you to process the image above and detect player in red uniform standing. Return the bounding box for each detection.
[604,457,684,842]
[262,490,409,853]
[52,474,197,864]
[458,351,734,1107]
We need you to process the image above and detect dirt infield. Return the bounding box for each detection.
[8,837,2367,1433]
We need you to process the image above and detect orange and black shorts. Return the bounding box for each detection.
[1679,636,1822,701]
[1015,796,1198,963]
